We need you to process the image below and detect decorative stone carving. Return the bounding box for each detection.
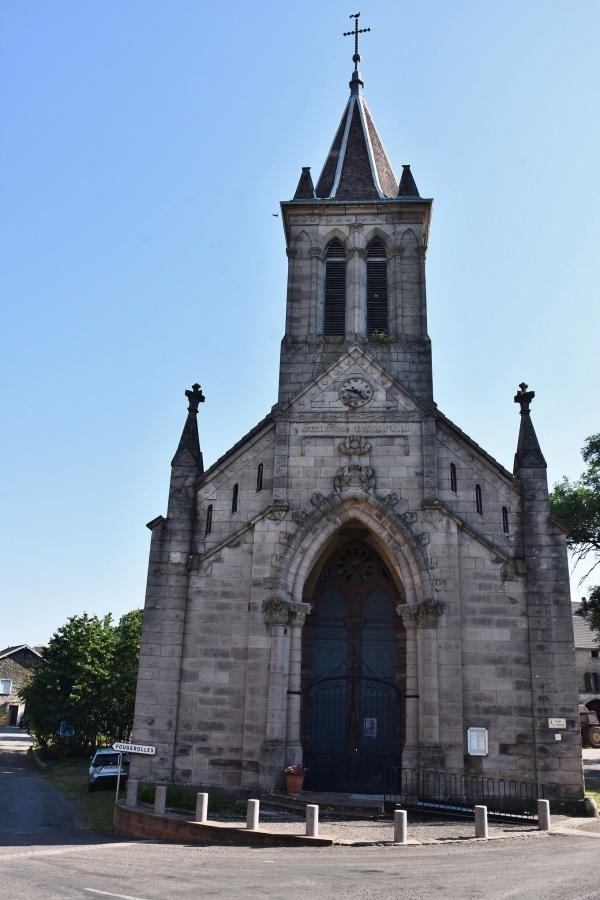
[266,509,286,522]
[292,509,308,525]
[334,436,376,492]
[263,597,294,626]
[289,602,312,627]
[382,492,400,509]
[397,599,445,629]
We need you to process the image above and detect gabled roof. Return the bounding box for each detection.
[0,644,43,660]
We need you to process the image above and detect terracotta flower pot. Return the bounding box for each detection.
[286,775,305,795]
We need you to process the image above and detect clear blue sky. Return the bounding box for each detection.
[1,1,599,647]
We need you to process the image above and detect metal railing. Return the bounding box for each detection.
[385,767,549,823]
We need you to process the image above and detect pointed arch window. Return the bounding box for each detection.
[450,463,457,494]
[231,484,239,514]
[475,484,483,516]
[256,463,264,492]
[205,504,213,535]
[324,240,346,335]
[502,506,509,535]
[367,238,388,334]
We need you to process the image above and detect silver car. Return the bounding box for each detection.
[88,748,130,792]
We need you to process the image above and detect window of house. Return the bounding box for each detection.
[366,238,388,334]
[205,504,213,536]
[0,680,11,695]
[324,240,346,335]
[450,463,457,494]
[231,483,239,514]
[585,672,599,692]
[502,506,509,535]
[591,650,600,659]
[475,484,483,515]
[256,463,264,492]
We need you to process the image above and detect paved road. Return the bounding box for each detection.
[0,727,97,846]
[2,726,600,898]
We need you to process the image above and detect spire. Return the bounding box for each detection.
[314,15,397,201]
[398,165,421,198]
[171,383,205,471]
[513,382,547,473]
[293,167,316,200]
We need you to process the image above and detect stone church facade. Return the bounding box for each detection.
[130,52,583,803]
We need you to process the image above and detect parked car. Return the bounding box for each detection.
[88,747,130,792]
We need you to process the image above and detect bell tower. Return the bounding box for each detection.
[278,16,434,407]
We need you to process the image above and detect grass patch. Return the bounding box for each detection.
[42,756,124,833]
[585,789,600,807]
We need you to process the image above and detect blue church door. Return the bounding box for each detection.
[302,540,405,793]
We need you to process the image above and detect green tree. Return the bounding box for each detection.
[551,433,600,575]
[21,609,143,754]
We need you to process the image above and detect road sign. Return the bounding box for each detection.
[112,741,156,755]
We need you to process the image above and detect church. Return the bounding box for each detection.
[130,26,583,805]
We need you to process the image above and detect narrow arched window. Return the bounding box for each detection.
[324,240,346,335]
[475,484,483,515]
[367,238,388,334]
[205,504,213,535]
[450,463,457,494]
[256,463,264,492]
[502,506,509,535]
[231,484,239,514]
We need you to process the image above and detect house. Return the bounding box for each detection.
[0,645,42,726]
[572,610,600,718]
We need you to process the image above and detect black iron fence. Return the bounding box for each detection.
[385,767,550,823]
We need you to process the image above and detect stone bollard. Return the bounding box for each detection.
[195,792,208,823]
[306,804,319,837]
[125,778,138,808]
[154,785,167,816]
[537,799,551,831]
[247,799,260,830]
[474,805,488,839]
[393,809,408,844]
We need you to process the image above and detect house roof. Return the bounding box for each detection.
[572,615,599,649]
[0,644,43,660]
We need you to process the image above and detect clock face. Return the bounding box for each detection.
[339,377,373,408]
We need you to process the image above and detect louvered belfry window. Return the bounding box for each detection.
[324,240,346,335]
[367,238,388,334]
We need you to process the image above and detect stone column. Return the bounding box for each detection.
[263,598,293,742]
[346,247,368,336]
[310,248,325,336]
[399,599,445,769]
[386,244,403,339]
[285,602,312,762]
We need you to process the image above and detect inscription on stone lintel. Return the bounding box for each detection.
[299,424,411,436]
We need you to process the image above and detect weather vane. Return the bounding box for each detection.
[343,12,370,69]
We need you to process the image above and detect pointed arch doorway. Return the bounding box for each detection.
[301,535,406,793]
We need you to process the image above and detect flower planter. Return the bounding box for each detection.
[286,775,305,795]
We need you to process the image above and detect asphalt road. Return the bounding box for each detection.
[2,727,600,899]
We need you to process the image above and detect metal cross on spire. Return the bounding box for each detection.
[344,12,370,69]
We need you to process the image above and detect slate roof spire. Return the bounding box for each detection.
[172,383,205,472]
[513,382,547,472]
[314,16,398,201]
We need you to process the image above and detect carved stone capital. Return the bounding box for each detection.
[289,602,312,627]
[387,244,405,259]
[397,599,445,629]
[263,597,294,626]
[309,247,325,259]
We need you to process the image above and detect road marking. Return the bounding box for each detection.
[83,890,151,900]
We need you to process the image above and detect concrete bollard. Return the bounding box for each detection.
[393,809,408,844]
[154,785,167,816]
[537,799,551,831]
[474,805,488,839]
[125,778,138,808]
[306,804,319,837]
[247,799,260,830]
[195,792,208,823]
